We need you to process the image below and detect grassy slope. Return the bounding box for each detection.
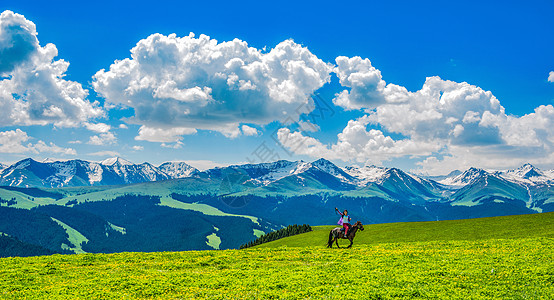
[255,212,554,248]
[0,213,552,299]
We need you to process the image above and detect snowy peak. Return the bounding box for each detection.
[100,157,134,166]
[498,164,553,185]
[510,164,542,179]
[207,158,353,186]
[311,158,351,179]
[158,161,198,178]
[439,167,488,186]
[342,165,389,185]
[436,164,554,188]
[500,164,544,179]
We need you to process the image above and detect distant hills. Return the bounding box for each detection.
[0,157,553,256]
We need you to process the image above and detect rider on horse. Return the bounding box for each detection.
[335,207,351,237]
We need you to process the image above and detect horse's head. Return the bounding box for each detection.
[355,221,364,231]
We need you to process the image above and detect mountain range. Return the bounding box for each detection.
[0,157,553,256]
[0,157,198,187]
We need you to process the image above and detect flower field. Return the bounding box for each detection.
[1,237,552,299]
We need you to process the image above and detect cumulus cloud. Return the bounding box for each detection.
[279,54,554,172]
[0,129,76,155]
[0,10,103,127]
[241,124,258,136]
[332,56,409,110]
[89,150,120,157]
[93,33,332,142]
[88,132,117,145]
[366,76,505,146]
[184,160,230,171]
[549,71,554,83]
[161,141,184,149]
[277,116,440,165]
[85,122,111,133]
[135,126,196,143]
[33,140,77,155]
[132,145,144,151]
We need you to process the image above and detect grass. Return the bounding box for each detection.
[0,213,552,299]
[255,212,554,248]
[0,239,552,299]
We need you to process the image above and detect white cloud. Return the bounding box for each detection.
[119,124,128,129]
[184,160,231,171]
[549,71,554,83]
[0,129,76,155]
[365,76,504,145]
[33,140,77,155]
[93,33,332,141]
[279,54,554,173]
[0,10,103,127]
[332,56,410,110]
[135,126,196,143]
[0,129,30,153]
[277,115,440,165]
[161,141,184,149]
[132,145,144,151]
[88,132,117,145]
[297,120,320,132]
[333,56,386,110]
[241,124,259,136]
[88,150,120,157]
[85,122,111,133]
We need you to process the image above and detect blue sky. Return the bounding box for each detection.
[1,0,553,173]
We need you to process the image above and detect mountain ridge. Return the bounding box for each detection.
[1,157,553,192]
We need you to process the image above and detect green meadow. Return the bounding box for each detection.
[1,213,553,299]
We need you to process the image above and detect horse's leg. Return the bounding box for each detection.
[335,238,340,248]
[347,238,353,248]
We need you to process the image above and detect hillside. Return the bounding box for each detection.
[1,212,552,298]
[254,212,554,248]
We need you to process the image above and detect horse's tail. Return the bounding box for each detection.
[327,230,334,248]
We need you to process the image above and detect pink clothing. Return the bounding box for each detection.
[343,223,350,235]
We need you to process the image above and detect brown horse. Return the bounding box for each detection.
[327,221,364,248]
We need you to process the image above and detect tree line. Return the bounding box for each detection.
[240,224,312,249]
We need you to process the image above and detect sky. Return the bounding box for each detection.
[0,0,553,174]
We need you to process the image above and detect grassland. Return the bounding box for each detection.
[1,213,553,299]
[256,211,554,248]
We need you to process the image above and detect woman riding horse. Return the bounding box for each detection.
[327,220,364,248]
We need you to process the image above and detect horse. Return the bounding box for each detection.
[327,221,364,248]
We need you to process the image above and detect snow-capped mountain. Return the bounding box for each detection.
[496,164,554,186]
[0,158,197,188]
[100,157,134,166]
[158,161,199,178]
[438,167,489,187]
[203,158,357,189]
[435,164,554,188]
[1,157,552,213]
[342,165,390,185]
